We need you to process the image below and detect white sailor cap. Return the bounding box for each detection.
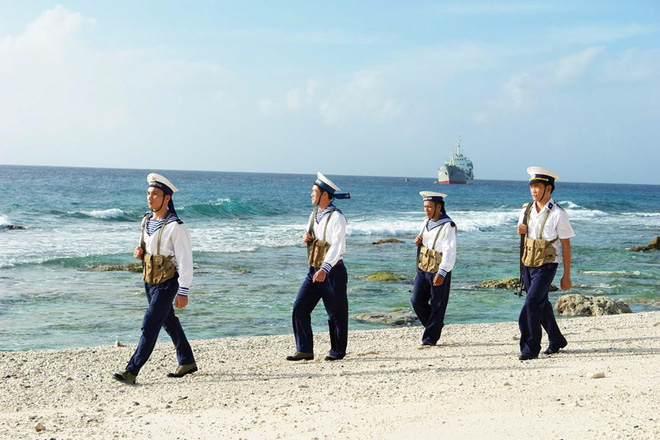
[314,172,350,199]
[147,173,178,195]
[420,191,447,202]
[527,166,559,186]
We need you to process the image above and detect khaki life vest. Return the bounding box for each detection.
[306,207,337,268]
[521,203,558,267]
[141,213,178,285]
[417,220,447,273]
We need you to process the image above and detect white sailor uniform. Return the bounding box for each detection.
[411,214,457,345]
[518,198,574,358]
[517,166,575,359]
[124,174,196,377]
[290,172,350,360]
[141,213,193,296]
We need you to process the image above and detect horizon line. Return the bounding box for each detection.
[1,162,658,187]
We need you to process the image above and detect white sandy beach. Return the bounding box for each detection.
[1,311,659,440]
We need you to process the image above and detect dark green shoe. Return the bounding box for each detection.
[113,370,136,384]
[286,352,314,361]
[167,362,198,378]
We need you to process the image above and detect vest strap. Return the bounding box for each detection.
[416,219,446,272]
[141,212,173,256]
[525,204,551,240]
[306,208,336,268]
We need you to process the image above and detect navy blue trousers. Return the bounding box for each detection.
[126,275,195,375]
[292,264,348,358]
[519,263,567,357]
[411,269,452,345]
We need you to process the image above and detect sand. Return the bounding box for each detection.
[1,311,659,440]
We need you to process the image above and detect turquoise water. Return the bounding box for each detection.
[1,165,658,351]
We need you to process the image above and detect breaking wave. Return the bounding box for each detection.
[179,198,283,219]
[87,208,131,220]
[61,209,137,221]
[0,214,26,231]
[580,270,645,278]
[557,200,581,209]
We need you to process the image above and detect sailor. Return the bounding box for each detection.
[516,167,575,360]
[411,191,457,346]
[287,172,350,361]
[114,173,197,384]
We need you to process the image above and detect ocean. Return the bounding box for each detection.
[1,165,658,352]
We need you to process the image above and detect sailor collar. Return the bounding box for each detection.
[315,204,337,223]
[427,215,452,231]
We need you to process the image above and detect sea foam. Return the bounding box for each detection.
[88,208,128,219]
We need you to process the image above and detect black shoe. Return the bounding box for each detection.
[167,363,198,378]
[324,354,344,361]
[113,370,137,384]
[544,342,567,355]
[518,354,538,361]
[421,341,437,346]
[286,352,314,361]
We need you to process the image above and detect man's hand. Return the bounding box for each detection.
[133,246,144,260]
[174,294,189,309]
[414,235,422,246]
[313,269,327,283]
[560,274,572,291]
[517,224,528,236]
[302,232,313,244]
[433,274,445,286]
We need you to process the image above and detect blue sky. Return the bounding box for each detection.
[0,1,658,184]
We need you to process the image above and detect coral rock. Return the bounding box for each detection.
[555,294,631,316]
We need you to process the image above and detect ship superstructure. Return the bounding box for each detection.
[437,136,474,184]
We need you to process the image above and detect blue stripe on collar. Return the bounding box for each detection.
[427,215,452,231]
[145,213,179,236]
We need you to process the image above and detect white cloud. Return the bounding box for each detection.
[318,70,402,126]
[553,23,657,45]
[306,79,320,96]
[475,46,604,119]
[258,74,400,125]
[257,99,276,114]
[0,4,93,55]
[551,46,604,83]
[0,6,96,139]
[285,89,302,110]
[285,79,318,110]
[0,4,238,165]
[600,48,660,83]
[503,73,530,110]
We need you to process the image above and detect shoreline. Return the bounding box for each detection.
[1,311,659,439]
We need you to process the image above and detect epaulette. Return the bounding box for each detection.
[522,202,530,208]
